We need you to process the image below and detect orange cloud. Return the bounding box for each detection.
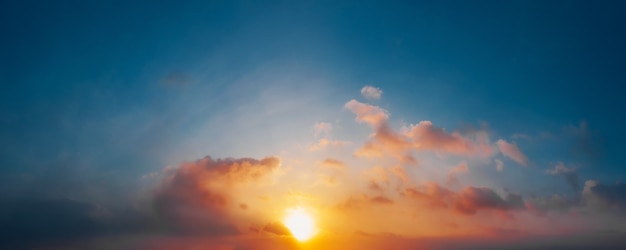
[309,138,351,151]
[406,121,476,155]
[320,158,347,171]
[346,100,499,161]
[344,99,389,127]
[152,156,281,235]
[447,162,469,186]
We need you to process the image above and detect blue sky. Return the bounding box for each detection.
[1,1,626,249]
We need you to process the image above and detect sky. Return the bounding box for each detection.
[1,0,626,249]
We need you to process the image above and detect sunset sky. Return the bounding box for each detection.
[2,1,626,249]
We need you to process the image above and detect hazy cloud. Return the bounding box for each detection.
[313,122,333,137]
[546,162,580,190]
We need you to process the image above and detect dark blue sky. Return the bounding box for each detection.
[1,1,626,249]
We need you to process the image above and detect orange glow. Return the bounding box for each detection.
[283,207,317,241]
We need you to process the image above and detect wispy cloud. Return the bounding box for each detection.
[497,139,529,166]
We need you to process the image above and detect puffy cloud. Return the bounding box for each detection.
[360,85,383,100]
[346,100,496,160]
[152,156,280,235]
[546,162,580,190]
[344,99,389,127]
[496,139,529,166]
[406,121,476,155]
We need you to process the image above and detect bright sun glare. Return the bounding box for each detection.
[283,207,317,241]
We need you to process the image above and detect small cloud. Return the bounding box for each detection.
[345,99,389,127]
[360,85,383,100]
[406,121,485,155]
[320,158,347,170]
[368,181,384,192]
[309,138,351,151]
[496,139,528,166]
[263,221,291,236]
[370,196,394,204]
[495,159,504,172]
[546,162,579,191]
[313,122,333,137]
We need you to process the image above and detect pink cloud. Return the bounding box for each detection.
[496,139,528,166]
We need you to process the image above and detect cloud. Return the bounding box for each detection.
[447,162,468,186]
[344,99,389,127]
[321,158,347,171]
[496,139,529,166]
[583,180,626,208]
[495,159,504,172]
[406,121,477,155]
[360,85,383,100]
[152,156,280,235]
[454,187,525,215]
[313,122,333,137]
[346,100,497,160]
[263,222,291,236]
[370,196,394,204]
[337,194,395,211]
[525,194,580,215]
[403,183,525,215]
[546,162,580,190]
[309,138,351,151]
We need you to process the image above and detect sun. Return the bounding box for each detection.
[283,207,317,241]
